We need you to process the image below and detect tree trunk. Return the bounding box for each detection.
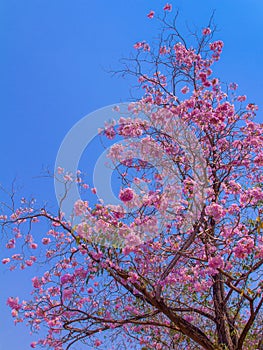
[213,273,234,350]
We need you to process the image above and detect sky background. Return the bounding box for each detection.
[0,0,263,349]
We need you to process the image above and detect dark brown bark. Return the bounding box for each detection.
[155,299,215,350]
[213,273,234,350]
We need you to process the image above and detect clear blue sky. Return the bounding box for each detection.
[0,1,263,349]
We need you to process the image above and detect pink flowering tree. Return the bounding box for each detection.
[1,6,263,350]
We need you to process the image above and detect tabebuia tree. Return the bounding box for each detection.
[1,5,263,350]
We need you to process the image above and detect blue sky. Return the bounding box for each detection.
[0,1,263,349]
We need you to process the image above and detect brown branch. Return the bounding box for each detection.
[237,296,263,349]
[155,208,205,301]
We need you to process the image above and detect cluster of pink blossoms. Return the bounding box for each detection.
[119,188,134,202]
[205,203,226,221]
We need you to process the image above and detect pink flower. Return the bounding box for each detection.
[246,103,258,111]
[205,203,226,221]
[143,43,150,51]
[104,125,116,139]
[237,95,247,102]
[11,309,18,317]
[32,277,41,289]
[147,10,155,19]
[6,239,15,249]
[30,243,38,249]
[61,273,74,285]
[74,199,88,216]
[6,297,21,311]
[11,254,22,260]
[125,233,142,247]
[202,27,211,35]
[210,41,224,54]
[134,42,143,50]
[94,339,102,347]
[133,41,150,51]
[229,82,238,90]
[155,95,162,105]
[199,72,207,82]
[63,174,73,182]
[87,287,94,294]
[208,256,224,270]
[181,86,189,94]
[159,46,168,55]
[25,259,34,266]
[30,342,37,348]
[2,258,10,264]
[234,238,254,259]
[42,237,51,245]
[76,222,91,240]
[211,78,219,86]
[57,167,64,174]
[227,204,240,215]
[163,3,172,11]
[255,154,263,166]
[119,188,134,202]
[74,267,88,280]
[128,271,139,283]
[63,288,74,300]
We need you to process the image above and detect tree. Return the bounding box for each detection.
[1,5,263,350]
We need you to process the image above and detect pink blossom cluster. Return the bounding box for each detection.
[119,188,134,202]
[134,41,150,51]
[209,40,224,61]
[202,27,211,35]
[234,237,255,259]
[205,203,226,221]
[118,118,143,138]
[74,199,89,216]
[173,42,200,69]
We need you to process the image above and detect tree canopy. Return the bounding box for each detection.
[1,5,263,350]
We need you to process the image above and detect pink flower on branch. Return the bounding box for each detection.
[6,297,21,311]
[202,27,211,35]
[147,10,155,19]
[163,3,172,11]
[237,95,247,102]
[181,86,189,94]
[133,41,150,51]
[42,237,51,245]
[6,239,15,249]
[32,277,41,289]
[57,167,64,174]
